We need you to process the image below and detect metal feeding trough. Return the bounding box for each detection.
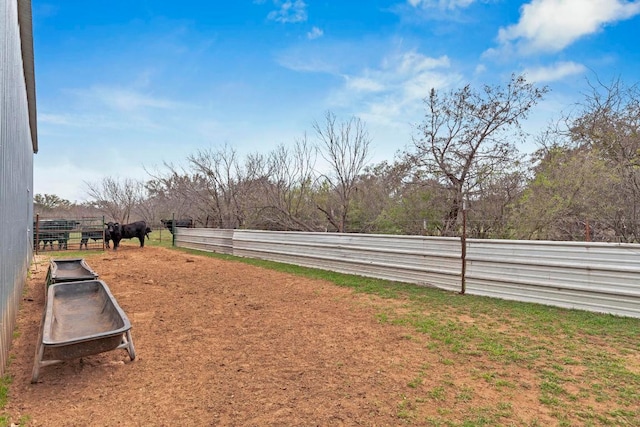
[46,258,99,286]
[31,280,136,383]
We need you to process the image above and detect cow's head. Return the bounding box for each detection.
[106,222,120,235]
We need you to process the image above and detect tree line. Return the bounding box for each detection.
[34,75,640,242]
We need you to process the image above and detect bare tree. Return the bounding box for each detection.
[84,177,146,223]
[468,170,527,238]
[146,168,213,226]
[186,144,263,229]
[412,74,548,236]
[255,136,321,230]
[313,111,372,232]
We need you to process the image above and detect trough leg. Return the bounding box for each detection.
[31,306,47,383]
[125,330,136,360]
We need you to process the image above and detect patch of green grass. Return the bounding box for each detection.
[168,245,640,425]
[0,368,27,427]
[408,376,423,389]
[397,394,417,420]
[0,414,29,427]
[455,386,474,403]
[428,386,447,401]
[145,228,175,248]
[0,376,11,408]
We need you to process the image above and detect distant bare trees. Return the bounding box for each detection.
[141,112,373,233]
[184,144,262,229]
[313,111,372,232]
[257,137,319,231]
[69,77,640,242]
[84,177,146,223]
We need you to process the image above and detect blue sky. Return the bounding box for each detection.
[32,0,640,202]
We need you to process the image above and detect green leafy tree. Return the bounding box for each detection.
[510,145,618,240]
[568,78,640,241]
[33,193,71,214]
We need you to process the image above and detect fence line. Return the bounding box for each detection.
[175,228,640,318]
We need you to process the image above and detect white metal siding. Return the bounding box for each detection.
[176,228,234,254]
[466,239,640,318]
[176,229,640,318]
[0,0,36,374]
[232,231,461,291]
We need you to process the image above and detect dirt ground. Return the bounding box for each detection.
[3,244,555,426]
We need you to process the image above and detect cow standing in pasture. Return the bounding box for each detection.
[79,228,111,250]
[161,218,193,234]
[107,221,150,250]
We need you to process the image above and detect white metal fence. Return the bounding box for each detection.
[176,229,640,318]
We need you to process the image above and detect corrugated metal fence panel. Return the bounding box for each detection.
[176,230,640,318]
[466,239,640,318]
[0,0,35,374]
[175,228,234,254]
[232,230,462,291]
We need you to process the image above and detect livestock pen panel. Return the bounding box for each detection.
[31,280,135,382]
[34,216,107,253]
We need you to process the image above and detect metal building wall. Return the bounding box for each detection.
[0,0,36,374]
[176,229,640,318]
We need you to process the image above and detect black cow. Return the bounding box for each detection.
[161,218,193,234]
[34,219,79,250]
[80,228,111,250]
[107,221,149,250]
[33,232,60,250]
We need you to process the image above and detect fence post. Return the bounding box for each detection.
[102,215,106,251]
[172,213,176,247]
[460,201,467,295]
[585,219,591,242]
[35,214,39,255]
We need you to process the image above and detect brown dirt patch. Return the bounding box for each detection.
[4,245,555,426]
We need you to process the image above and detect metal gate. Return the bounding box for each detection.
[34,216,106,253]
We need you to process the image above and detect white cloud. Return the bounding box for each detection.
[38,86,189,138]
[70,86,180,114]
[39,113,74,126]
[497,0,640,54]
[91,87,177,111]
[276,53,338,74]
[407,0,477,9]
[267,0,308,23]
[523,61,587,82]
[38,112,121,130]
[329,51,459,127]
[307,26,324,39]
[345,76,386,93]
